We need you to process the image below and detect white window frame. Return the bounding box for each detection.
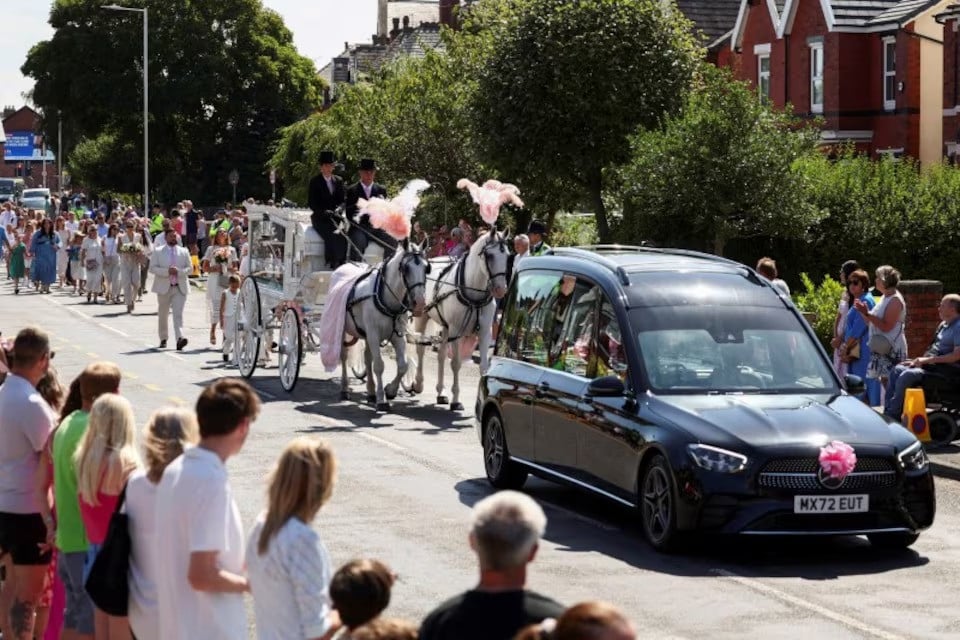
[882,36,896,111]
[755,43,771,101]
[809,42,824,114]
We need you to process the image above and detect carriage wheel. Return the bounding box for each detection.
[278,307,302,392]
[401,351,419,394]
[236,277,261,379]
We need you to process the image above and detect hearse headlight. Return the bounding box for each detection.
[898,441,928,472]
[687,444,748,473]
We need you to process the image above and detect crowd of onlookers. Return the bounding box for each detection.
[0,326,639,640]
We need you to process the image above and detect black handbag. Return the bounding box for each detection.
[84,483,131,616]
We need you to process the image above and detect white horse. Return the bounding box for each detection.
[412,227,510,410]
[340,240,429,411]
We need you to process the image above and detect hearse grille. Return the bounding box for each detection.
[757,456,897,491]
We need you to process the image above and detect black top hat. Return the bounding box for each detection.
[527,220,547,236]
[359,158,377,171]
[319,150,335,165]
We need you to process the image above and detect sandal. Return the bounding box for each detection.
[210,328,217,345]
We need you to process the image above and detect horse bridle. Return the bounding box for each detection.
[377,249,429,316]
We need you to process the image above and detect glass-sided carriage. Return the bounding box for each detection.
[235,204,333,391]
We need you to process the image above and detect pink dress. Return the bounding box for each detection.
[80,491,120,545]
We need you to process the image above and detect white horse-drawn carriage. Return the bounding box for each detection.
[234,178,517,411]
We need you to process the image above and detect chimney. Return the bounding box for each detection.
[378,0,388,37]
[391,17,400,40]
[439,0,459,27]
[402,15,410,29]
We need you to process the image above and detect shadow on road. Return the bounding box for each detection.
[454,477,929,580]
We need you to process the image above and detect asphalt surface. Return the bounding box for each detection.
[3,274,960,639]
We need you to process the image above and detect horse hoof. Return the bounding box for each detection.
[450,402,464,411]
[366,394,377,404]
[385,387,398,401]
[339,391,349,401]
[376,402,391,412]
[437,395,449,405]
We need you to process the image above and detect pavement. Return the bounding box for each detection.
[5,274,960,639]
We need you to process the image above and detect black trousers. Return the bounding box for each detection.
[312,212,346,268]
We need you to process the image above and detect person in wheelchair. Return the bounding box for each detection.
[884,294,960,418]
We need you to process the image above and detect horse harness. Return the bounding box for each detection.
[346,251,427,340]
[426,235,508,342]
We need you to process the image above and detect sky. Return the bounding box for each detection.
[0,0,380,111]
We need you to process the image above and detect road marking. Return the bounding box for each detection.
[143,383,162,392]
[164,353,186,362]
[123,371,139,380]
[86,352,99,358]
[167,396,186,406]
[98,323,128,337]
[713,569,905,640]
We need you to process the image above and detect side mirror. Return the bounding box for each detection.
[587,375,626,398]
[844,374,865,395]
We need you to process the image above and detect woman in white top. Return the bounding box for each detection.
[81,225,104,303]
[855,264,907,386]
[126,408,199,640]
[201,229,239,346]
[102,223,121,304]
[246,437,337,640]
[55,216,70,287]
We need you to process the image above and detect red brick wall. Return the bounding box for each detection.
[900,280,943,358]
[734,0,782,101]
[784,0,830,118]
[0,107,60,191]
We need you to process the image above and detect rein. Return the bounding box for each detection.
[347,251,426,339]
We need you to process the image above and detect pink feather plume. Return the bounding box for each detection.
[457,178,525,225]
[358,179,430,241]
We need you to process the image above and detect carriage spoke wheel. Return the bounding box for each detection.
[236,277,261,379]
[278,307,302,392]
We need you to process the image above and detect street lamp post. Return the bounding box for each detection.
[102,4,148,214]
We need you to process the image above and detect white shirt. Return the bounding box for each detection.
[126,471,162,640]
[514,250,530,266]
[222,288,240,318]
[0,374,55,513]
[104,237,119,257]
[155,446,246,640]
[0,210,16,230]
[245,515,332,640]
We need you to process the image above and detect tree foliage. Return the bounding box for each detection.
[271,49,485,230]
[23,0,323,203]
[620,65,824,255]
[465,0,702,241]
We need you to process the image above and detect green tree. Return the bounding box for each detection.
[464,0,701,241]
[621,65,824,255]
[23,0,323,203]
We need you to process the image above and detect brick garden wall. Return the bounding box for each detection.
[900,280,943,358]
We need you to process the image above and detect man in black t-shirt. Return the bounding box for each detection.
[419,491,563,640]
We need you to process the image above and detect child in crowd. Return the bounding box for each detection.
[220,274,241,363]
[9,231,27,293]
[67,233,83,294]
[329,559,396,638]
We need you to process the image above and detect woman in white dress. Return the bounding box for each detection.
[81,224,104,303]
[201,229,239,346]
[102,223,121,303]
[55,216,70,288]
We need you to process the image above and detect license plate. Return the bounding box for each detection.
[793,495,869,514]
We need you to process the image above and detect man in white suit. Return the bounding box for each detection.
[151,228,192,350]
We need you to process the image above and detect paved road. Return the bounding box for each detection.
[4,275,960,639]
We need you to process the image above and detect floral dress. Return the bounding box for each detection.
[867,291,907,380]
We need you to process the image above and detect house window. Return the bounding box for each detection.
[883,37,896,111]
[809,42,824,114]
[758,54,771,101]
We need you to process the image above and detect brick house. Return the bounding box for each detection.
[728,0,952,165]
[936,4,960,158]
[0,106,58,189]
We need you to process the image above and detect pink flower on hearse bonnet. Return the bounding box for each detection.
[456,178,524,225]
[818,440,857,480]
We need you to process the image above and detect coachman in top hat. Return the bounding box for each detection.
[308,150,347,268]
[345,158,395,261]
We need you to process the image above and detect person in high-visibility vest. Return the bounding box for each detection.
[148,206,165,235]
[208,210,232,239]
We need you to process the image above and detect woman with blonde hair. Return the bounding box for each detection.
[126,408,199,640]
[246,436,338,640]
[74,393,141,640]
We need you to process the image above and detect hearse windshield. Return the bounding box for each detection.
[632,306,838,394]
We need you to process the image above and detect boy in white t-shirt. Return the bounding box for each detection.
[220,274,241,364]
[154,379,260,640]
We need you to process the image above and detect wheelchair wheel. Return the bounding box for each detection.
[927,411,958,448]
